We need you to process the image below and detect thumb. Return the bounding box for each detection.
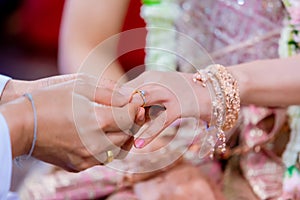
[133,111,173,148]
[94,87,128,107]
[95,103,143,132]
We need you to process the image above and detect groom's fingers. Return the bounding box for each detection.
[97,78,119,90]
[73,75,128,107]
[95,103,142,132]
[94,87,128,106]
[133,111,174,148]
[123,75,145,90]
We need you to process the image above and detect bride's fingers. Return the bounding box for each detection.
[128,84,170,107]
[133,111,174,148]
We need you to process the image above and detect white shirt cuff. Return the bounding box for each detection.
[0,113,12,200]
[0,75,11,100]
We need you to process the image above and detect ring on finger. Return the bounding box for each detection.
[104,150,114,164]
[132,90,146,107]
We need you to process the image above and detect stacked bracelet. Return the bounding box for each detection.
[193,64,240,158]
[207,64,240,131]
[15,93,37,165]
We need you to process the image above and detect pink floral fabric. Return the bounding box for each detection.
[175,0,284,72]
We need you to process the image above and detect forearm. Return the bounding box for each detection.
[58,0,129,82]
[229,54,300,107]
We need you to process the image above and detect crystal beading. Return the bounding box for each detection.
[208,64,241,131]
[193,67,226,155]
[193,64,241,155]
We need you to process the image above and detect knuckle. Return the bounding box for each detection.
[112,94,127,107]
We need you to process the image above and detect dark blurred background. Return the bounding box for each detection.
[0,0,64,80]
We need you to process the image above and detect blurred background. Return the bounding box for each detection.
[0,0,145,80]
[0,0,64,80]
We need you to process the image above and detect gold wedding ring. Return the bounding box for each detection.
[133,90,146,107]
[104,150,114,164]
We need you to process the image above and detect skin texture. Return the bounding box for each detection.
[229,54,300,107]
[0,74,144,172]
[123,71,210,147]
[125,54,300,147]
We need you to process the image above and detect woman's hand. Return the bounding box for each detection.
[122,71,211,148]
[1,74,143,172]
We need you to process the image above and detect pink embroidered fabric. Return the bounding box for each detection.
[175,1,288,199]
[175,0,285,72]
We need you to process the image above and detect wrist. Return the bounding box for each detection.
[227,65,250,106]
[1,80,31,104]
[188,73,211,122]
[0,97,33,158]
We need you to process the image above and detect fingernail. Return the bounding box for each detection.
[134,139,145,148]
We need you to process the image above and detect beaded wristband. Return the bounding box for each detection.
[193,69,227,155]
[206,71,226,129]
[15,93,37,165]
[194,70,225,156]
[206,70,227,153]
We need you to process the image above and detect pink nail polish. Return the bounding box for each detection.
[135,139,145,148]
